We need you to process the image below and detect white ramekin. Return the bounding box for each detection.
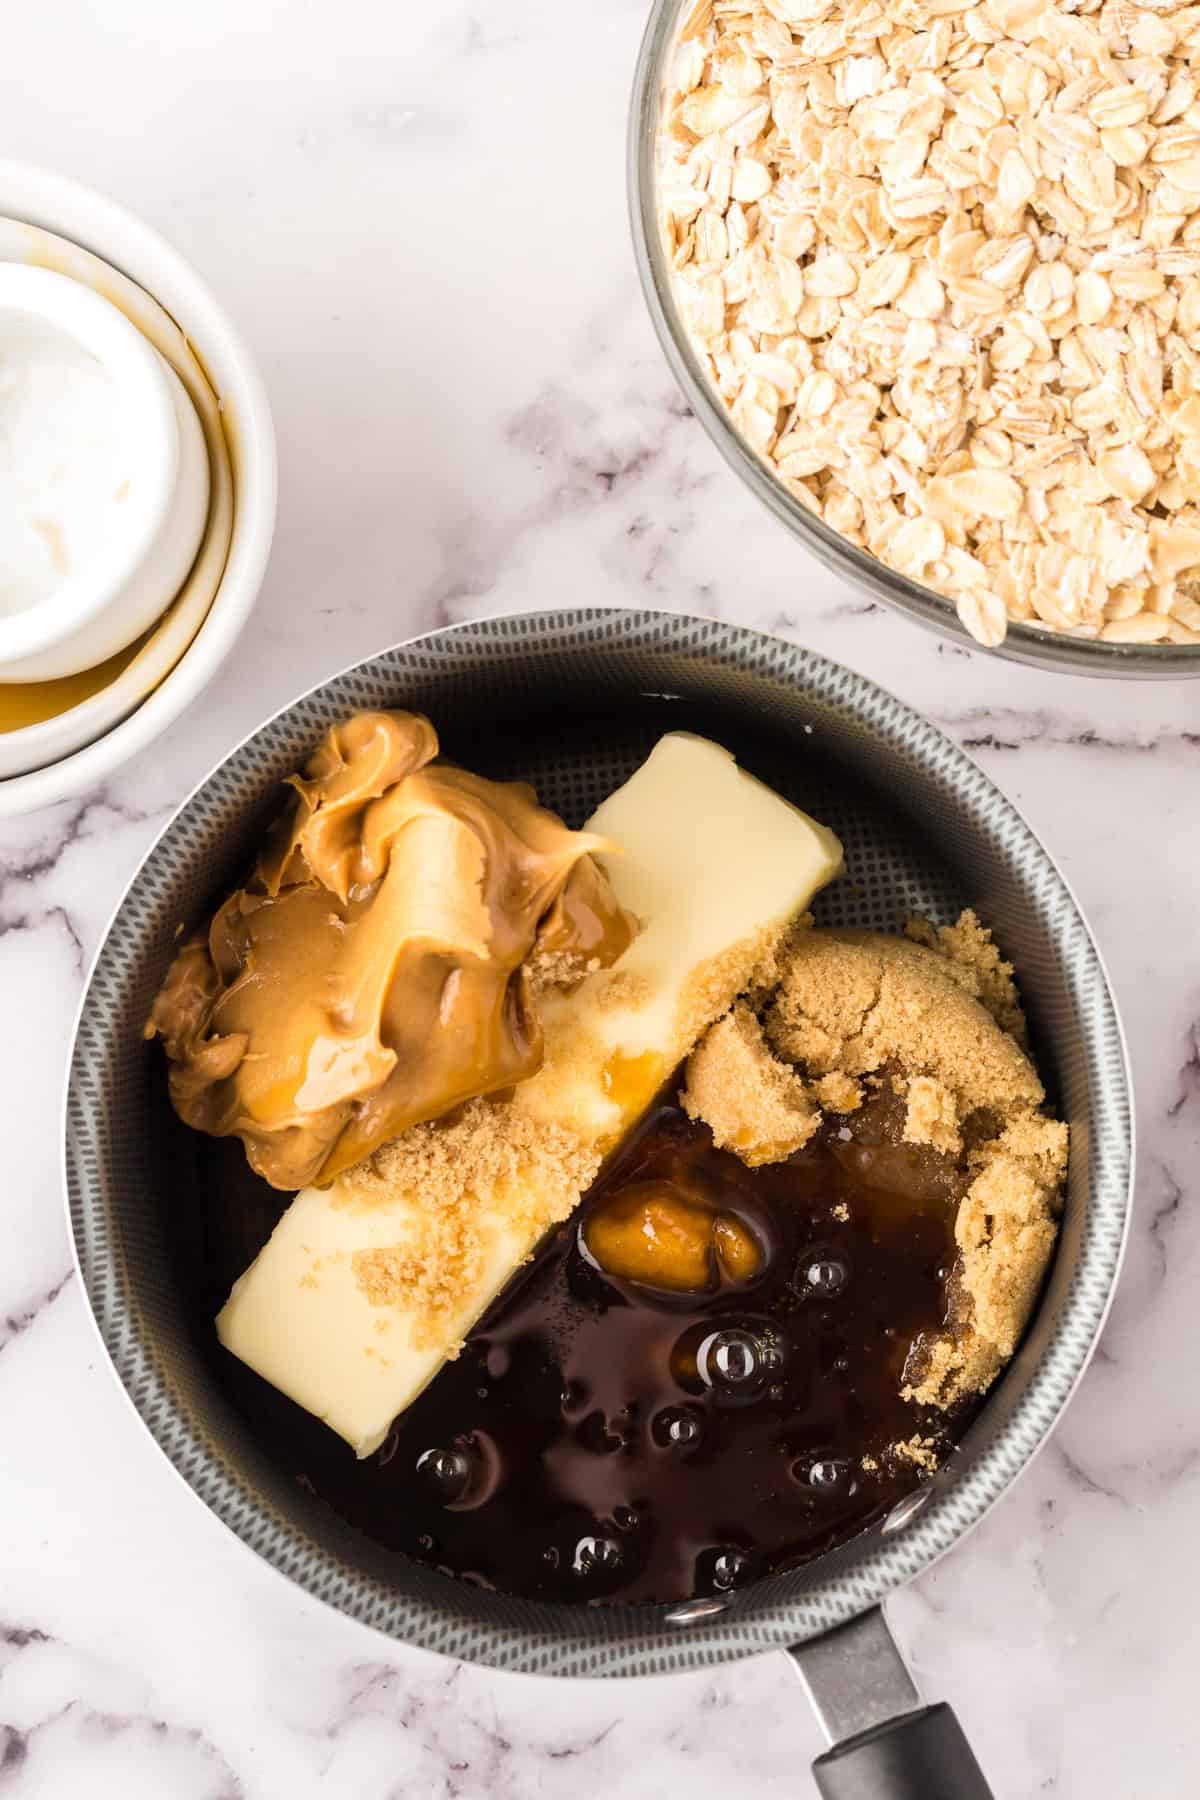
[0,263,211,684]
[0,160,277,816]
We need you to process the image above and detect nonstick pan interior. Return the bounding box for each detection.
[65,609,1131,1677]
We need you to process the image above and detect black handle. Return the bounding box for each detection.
[812,1701,994,1800]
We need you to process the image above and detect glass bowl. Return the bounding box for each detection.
[628,0,1200,680]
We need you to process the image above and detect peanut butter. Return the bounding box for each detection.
[147,711,634,1189]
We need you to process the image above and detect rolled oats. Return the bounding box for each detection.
[659,0,1200,647]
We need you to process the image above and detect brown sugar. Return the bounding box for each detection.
[681,913,1067,1411]
[891,1435,942,1474]
[528,946,599,991]
[682,1003,820,1164]
[766,929,1043,1125]
[340,1099,600,1351]
[902,1074,962,1154]
[905,908,1028,1045]
[812,1071,862,1114]
[903,1113,1067,1407]
[673,923,789,1070]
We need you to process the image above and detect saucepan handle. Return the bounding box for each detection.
[788,1607,994,1800]
[810,1702,992,1799]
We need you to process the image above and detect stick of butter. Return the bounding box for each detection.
[216,734,843,1455]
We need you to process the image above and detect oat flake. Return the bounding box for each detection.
[660,0,1200,646]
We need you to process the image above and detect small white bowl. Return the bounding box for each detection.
[0,263,210,683]
[0,161,277,816]
[0,212,238,782]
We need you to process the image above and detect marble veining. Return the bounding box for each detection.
[1,1,1197,1796]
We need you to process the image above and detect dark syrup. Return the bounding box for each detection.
[169,1081,977,1606]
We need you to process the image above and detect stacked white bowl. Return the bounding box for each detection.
[0,161,276,815]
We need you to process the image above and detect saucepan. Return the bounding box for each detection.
[64,608,1132,1797]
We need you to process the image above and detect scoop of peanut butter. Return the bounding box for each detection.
[147,711,635,1189]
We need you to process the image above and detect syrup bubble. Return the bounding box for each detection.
[696,1324,783,1394]
[712,1549,750,1591]
[573,1534,621,1577]
[805,1257,848,1296]
[416,1445,471,1504]
[652,1406,703,1450]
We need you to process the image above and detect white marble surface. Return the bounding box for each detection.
[1,3,1197,1796]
